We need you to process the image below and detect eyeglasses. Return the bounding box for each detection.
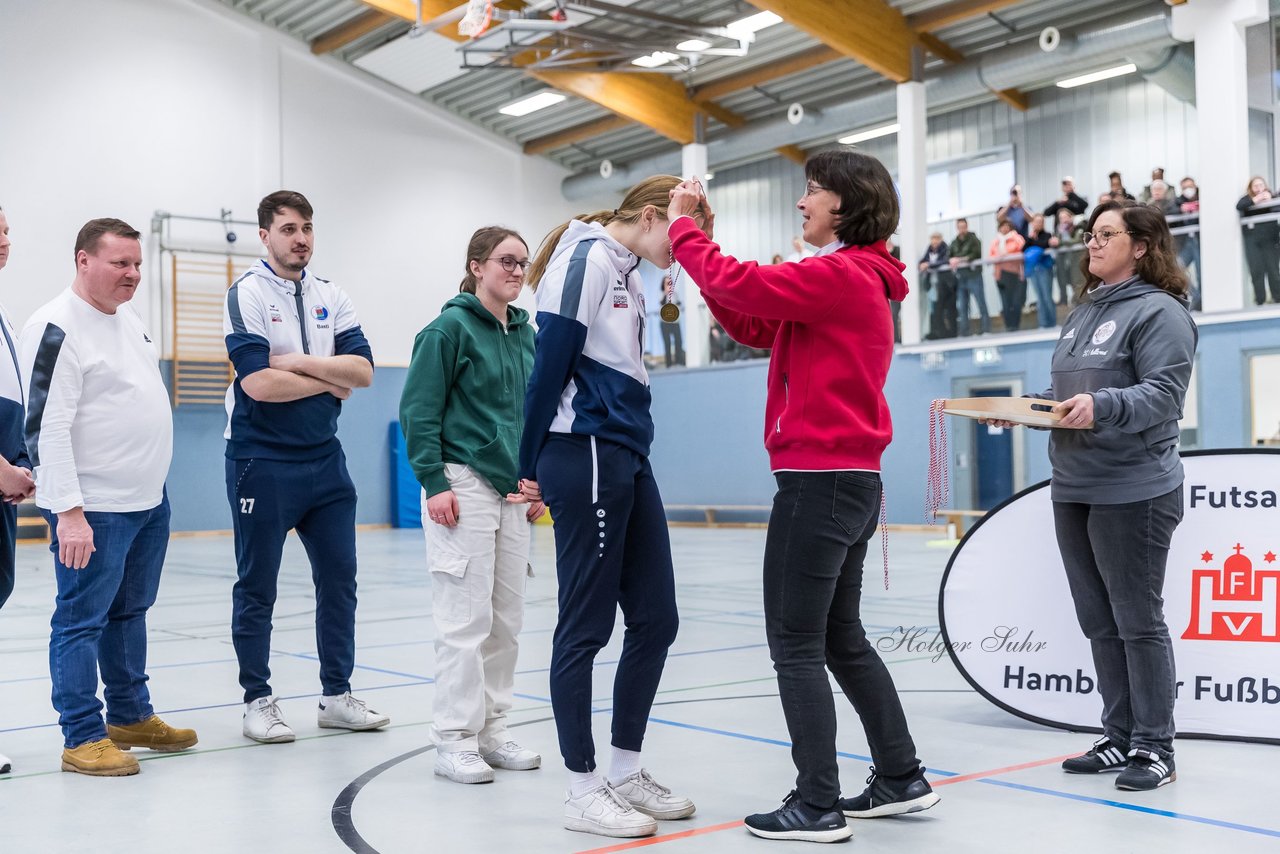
[1082,229,1136,248]
[803,182,830,197]
[486,255,531,273]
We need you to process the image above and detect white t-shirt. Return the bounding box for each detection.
[18,288,172,513]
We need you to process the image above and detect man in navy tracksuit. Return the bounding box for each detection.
[223,191,389,742]
[0,206,34,775]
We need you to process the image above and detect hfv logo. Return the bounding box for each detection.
[1183,543,1280,642]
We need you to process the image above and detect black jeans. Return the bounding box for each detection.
[1053,487,1183,759]
[1242,227,1280,305]
[763,471,920,808]
[996,270,1025,331]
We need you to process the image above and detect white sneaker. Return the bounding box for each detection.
[612,769,696,819]
[243,696,295,744]
[482,740,541,771]
[318,692,391,731]
[564,783,657,838]
[0,750,11,774]
[434,750,495,784]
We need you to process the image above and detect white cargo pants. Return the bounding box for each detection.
[424,463,530,755]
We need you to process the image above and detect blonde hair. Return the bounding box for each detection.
[526,175,682,290]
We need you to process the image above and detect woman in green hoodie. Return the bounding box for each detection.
[399,226,545,785]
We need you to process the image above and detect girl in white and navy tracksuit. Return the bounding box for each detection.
[519,219,680,792]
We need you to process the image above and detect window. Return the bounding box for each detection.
[1248,352,1280,445]
[958,159,1016,217]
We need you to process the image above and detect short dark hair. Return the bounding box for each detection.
[956,217,968,225]
[258,190,314,230]
[1079,200,1187,297]
[74,218,141,259]
[1108,171,1121,181]
[805,149,898,246]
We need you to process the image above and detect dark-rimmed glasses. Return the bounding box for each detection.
[487,255,531,273]
[1082,230,1136,248]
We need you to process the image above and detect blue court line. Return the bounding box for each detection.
[643,715,1278,840]
[978,779,1280,838]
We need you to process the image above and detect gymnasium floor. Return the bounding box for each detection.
[1,525,1276,853]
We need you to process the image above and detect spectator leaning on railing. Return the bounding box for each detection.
[1236,176,1280,306]
[949,218,989,336]
[989,218,1027,332]
[1174,177,1200,308]
[1025,213,1056,329]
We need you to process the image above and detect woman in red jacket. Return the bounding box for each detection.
[668,149,938,844]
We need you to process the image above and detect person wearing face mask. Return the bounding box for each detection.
[1236,176,1280,305]
[517,176,698,839]
[982,200,1196,793]
[0,206,34,776]
[399,226,544,785]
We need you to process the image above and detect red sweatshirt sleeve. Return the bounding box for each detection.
[669,218,843,323]
[701,290,780,348]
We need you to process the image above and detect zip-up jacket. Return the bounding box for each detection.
[669,217,908,472]
[1032,276,1197,504]
[400,293,533,498]
[948,232,982,264]
[519,221,652,479]
[0,303,29,473]
[223,261,373,461]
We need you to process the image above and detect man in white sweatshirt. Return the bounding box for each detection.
[19,218,197,776]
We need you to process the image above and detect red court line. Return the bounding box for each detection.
[575,821,745,854]
[932,752,1079,787]
[573,753,1080,853]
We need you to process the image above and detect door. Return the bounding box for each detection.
[973,385,1015,510]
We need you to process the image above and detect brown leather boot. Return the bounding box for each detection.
[61,738,140,776]
[108,715,198,752]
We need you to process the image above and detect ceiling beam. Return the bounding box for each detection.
[692,45,844,102]
[528,70,703,144]
[905,0,1023,33]
[522,115,632,155]
[993,88,1030,111]
[917,32,964,64]
[311,9,395,55]
[776,145,807,166]
[746,0,917,83]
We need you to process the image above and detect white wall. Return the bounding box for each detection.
[0,0,593,364]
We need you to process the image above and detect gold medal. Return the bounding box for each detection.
[660,301,680,323]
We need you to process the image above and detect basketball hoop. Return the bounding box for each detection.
[459,0,493,37]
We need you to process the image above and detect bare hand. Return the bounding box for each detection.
[976,417,1018,429]
[1049,236,1060,247]
[505,478,542,505]
[526,500,546,523]
[948,257,961,269]
[1052,393,1095,429]
[668,180,705,222]
[918,261,928,272]
[426,490,460,527]
[57,508,95,570]
[0,464,34,502]
[270,352,309,374]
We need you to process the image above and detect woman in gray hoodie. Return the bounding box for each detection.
[986,200,1196,792]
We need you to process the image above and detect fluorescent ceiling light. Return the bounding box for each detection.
[632,51,678,68]
[498,91,566,116]
[727,11,782,34]
[839,123,899,144]
[677,38,711,52]
[1056,63,1137,88]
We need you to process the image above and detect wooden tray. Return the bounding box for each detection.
[942,397,1065,428]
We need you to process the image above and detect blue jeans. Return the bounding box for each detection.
[765,471,920,808]
[44,496,171,748]
[539,435,678,773]
[1178,238,1200,310]
[228,451,359,703]
[955,268,990,335]
[1030,264,1056,328]
[1053,487,1183,759]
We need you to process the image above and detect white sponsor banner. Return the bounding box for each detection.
[939,450,1280,744]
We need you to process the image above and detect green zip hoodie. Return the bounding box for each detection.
[399,292,534,498]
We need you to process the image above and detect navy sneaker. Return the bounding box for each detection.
[1062,737,1128,774]
[1115,749,1175,791]
[744,791,852,843]
[839,766,940,818]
